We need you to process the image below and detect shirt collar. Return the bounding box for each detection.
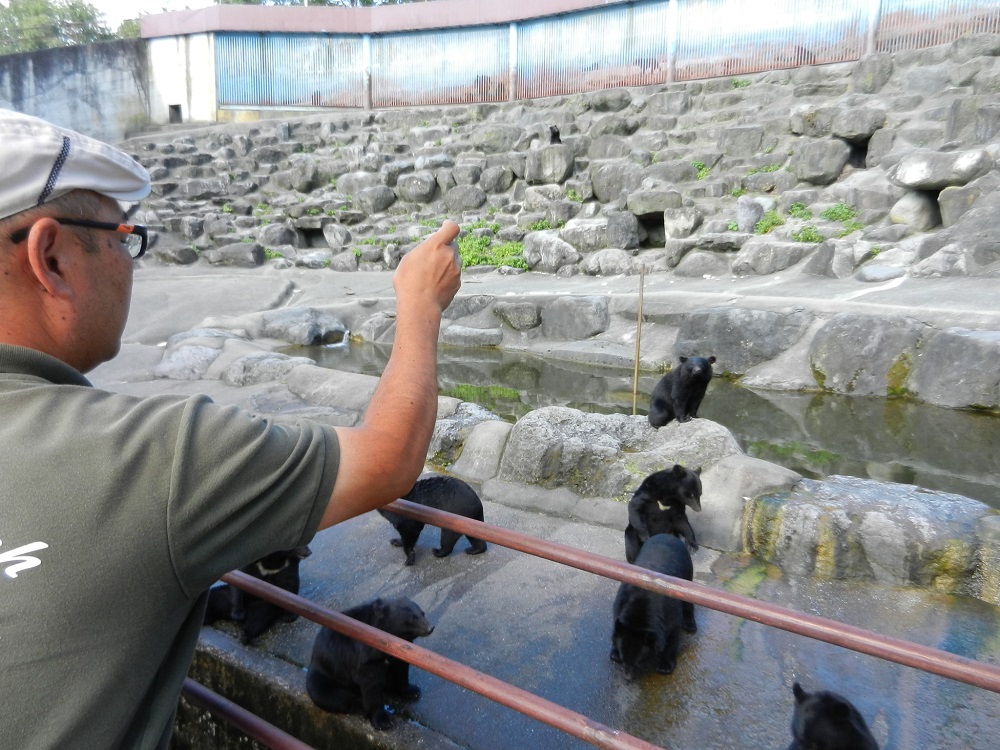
[0,344,92,387]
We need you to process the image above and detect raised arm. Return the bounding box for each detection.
[319,221,462,529]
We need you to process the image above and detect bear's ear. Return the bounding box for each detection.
[371,597,386,616]
[693,466,702,476]
[830,698,852,720]
[708,356,716,364]
[679,355,688,363]
[671,464,685,476]
[793,682,808,703]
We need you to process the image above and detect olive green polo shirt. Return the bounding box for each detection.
[0,344,339,749]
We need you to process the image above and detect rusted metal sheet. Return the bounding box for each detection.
[876,0,1000,53]
[215,32,364,109]
[371,25,509,108]
[515,1,668,99]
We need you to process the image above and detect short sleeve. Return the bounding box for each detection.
[164,396,339,596]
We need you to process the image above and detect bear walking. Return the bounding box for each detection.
[306,596,434,730]
[610,534,696,679]
[788,682,879,750]
[624,465,702,563]
[378,475,487,566]
[203,545,311,645]
[647,355,716,428]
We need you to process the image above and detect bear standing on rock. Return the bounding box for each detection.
[610,534,696,679]
[787,682,879,750]
[378,475,488,566]
[203,546,312,645]
[647,355,716,428]
[624,465,702,563]
[306,596,434,730]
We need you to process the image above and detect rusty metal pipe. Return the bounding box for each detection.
[223,570,664,750]
[181,677,316,750]
[383,499,1000,694]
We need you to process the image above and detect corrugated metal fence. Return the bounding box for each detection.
[214,0,1000,109]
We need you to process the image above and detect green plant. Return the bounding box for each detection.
[731,78,751,89]
[263,248,284,260]
[529,219,553,231]
[420,120,430,127]
[764,145,774,154]
[306,207,321,216]
[871,246,883,256]
[418,218,439,228]
[788,202,812,220]
[241,236,255,243]
[755,210,785,234]
[221,203,233,214]
[746,164,781,177]
[324,258,332,268]
[253,203,270,217]
[730,187,746,198]
[325,209,336,216]
[360,237,386,246]
[329,177,337,189]
[456,235,528,269]
[791,225,823,243]
[692,161,711,180]
[434,138,442,146]
[821,202,857,222]
[566,188,584,203]
[353,249,362,259]
[727,221,739,231]
[837,220,864,237]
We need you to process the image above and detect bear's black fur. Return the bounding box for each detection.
[306,596,434,730]
[378,475,487,566]
[610,534,695,679]
[647,355,716,428]
[624,465,702,563]
[788,682,879,750]
[203,545,311,645]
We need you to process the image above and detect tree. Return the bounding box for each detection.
[0,0,113,54]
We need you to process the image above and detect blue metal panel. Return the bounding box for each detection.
[515,1,668,99]
[216,32,364,108]
[371,26,509,108]
[674,0,868,81]
[877,0,1000,52]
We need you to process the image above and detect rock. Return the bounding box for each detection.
[473,124,522,154]
[396,171,438,203]
[673,250,731,278]
[808,313,927,396]
[717,125,763,156]
[889,191,941,231]
[524,144,575,184]
[580,248,635,276]
[449,419,514,484]
[493,301,542,330]
[336,171,383,195]
[222,352,315,387]
[480,165,514,193]
[558,218,608,254]
[736,195,764,234]
[202,242,265,268]
[732,238,812,276]
[591,161,644,203]
[441,325,504,347]
[832,107,886,141]
[154,344,221,380]
[909,327,1000,409]
[663,207,703,239]
[540,296,609,339]
[522,231,581,273]
[606,211,640,249]
[323,223,352,250]
[429,403,505,468]
[886,149,993,190]
[355,185,397,214]
[444,184,488,211]
[626,189,683,215]
[792,138,851,185]
[589,89,632,112]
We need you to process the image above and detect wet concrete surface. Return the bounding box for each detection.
[221,497,1000,750]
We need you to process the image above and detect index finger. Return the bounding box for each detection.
[429,220,460,245]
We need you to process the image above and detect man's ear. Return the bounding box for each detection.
[24,218,73,298]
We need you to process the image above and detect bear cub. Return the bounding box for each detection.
[378,475,487,566]
[788,682,879,750]
[203,545,311,645]
[306,596,434,730]
[610,534,696,679]
[624,465,702,564]
[647,355,716,428]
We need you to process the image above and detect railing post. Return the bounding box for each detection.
[363,34,372,111]
[865,0,883,56]
[666,0,678,84]
[508,22,518,102]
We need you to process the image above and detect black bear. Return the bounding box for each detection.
[624,465,702,564]
[306,596,434,730]
[378,475,487,566]
[203,545,311,645]
[610,534,695,679]
[647,355,716,428]
[788,682,879,750]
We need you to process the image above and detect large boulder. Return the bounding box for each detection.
[524,144,575,184]
[540,296,609,340]
[522,231,581,273]
[886,149,993,190]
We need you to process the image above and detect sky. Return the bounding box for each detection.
[90,0,216,30]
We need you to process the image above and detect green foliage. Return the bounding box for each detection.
[788,202,812,220]
[359,237,386,246]
[0,0,113,54]
[730,187,746,198]
[462,219,500,233]
[755,210,784,235]
[565,188,584,203]
[329,177,337,189]
[441,383,520,403]
[253,203,270,217]
[456,234,527,269]
[791,225,823,243]
[691,161,711,180]
[746,164,781,176]
[528,219,553,231]
[222,203,233,214]
[241,236,255,243]
[417,218,439,228]
[731,78,751,89]
[353,249,362,259]
[434,139,442,146]
[306,207,322,216]
[837,220,864,237]
[871,246,882,256]
[820,202,857,222]
[727,221,739,232]
[263,248,284,260]
[116,18,139,38]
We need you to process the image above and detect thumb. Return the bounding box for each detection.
[430,220,460,245]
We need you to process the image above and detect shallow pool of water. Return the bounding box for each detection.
[293,341,1000,510]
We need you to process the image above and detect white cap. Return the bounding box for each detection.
[0,109,150,221]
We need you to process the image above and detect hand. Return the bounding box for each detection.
[393,220,462,314]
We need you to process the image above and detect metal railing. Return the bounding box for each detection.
[192,497,1000,749]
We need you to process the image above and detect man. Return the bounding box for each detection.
[0,109,462,748]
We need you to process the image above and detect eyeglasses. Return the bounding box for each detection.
[9,218,149,259]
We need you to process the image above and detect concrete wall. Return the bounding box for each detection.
[0,39,149,144]
[147,34,217,127]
